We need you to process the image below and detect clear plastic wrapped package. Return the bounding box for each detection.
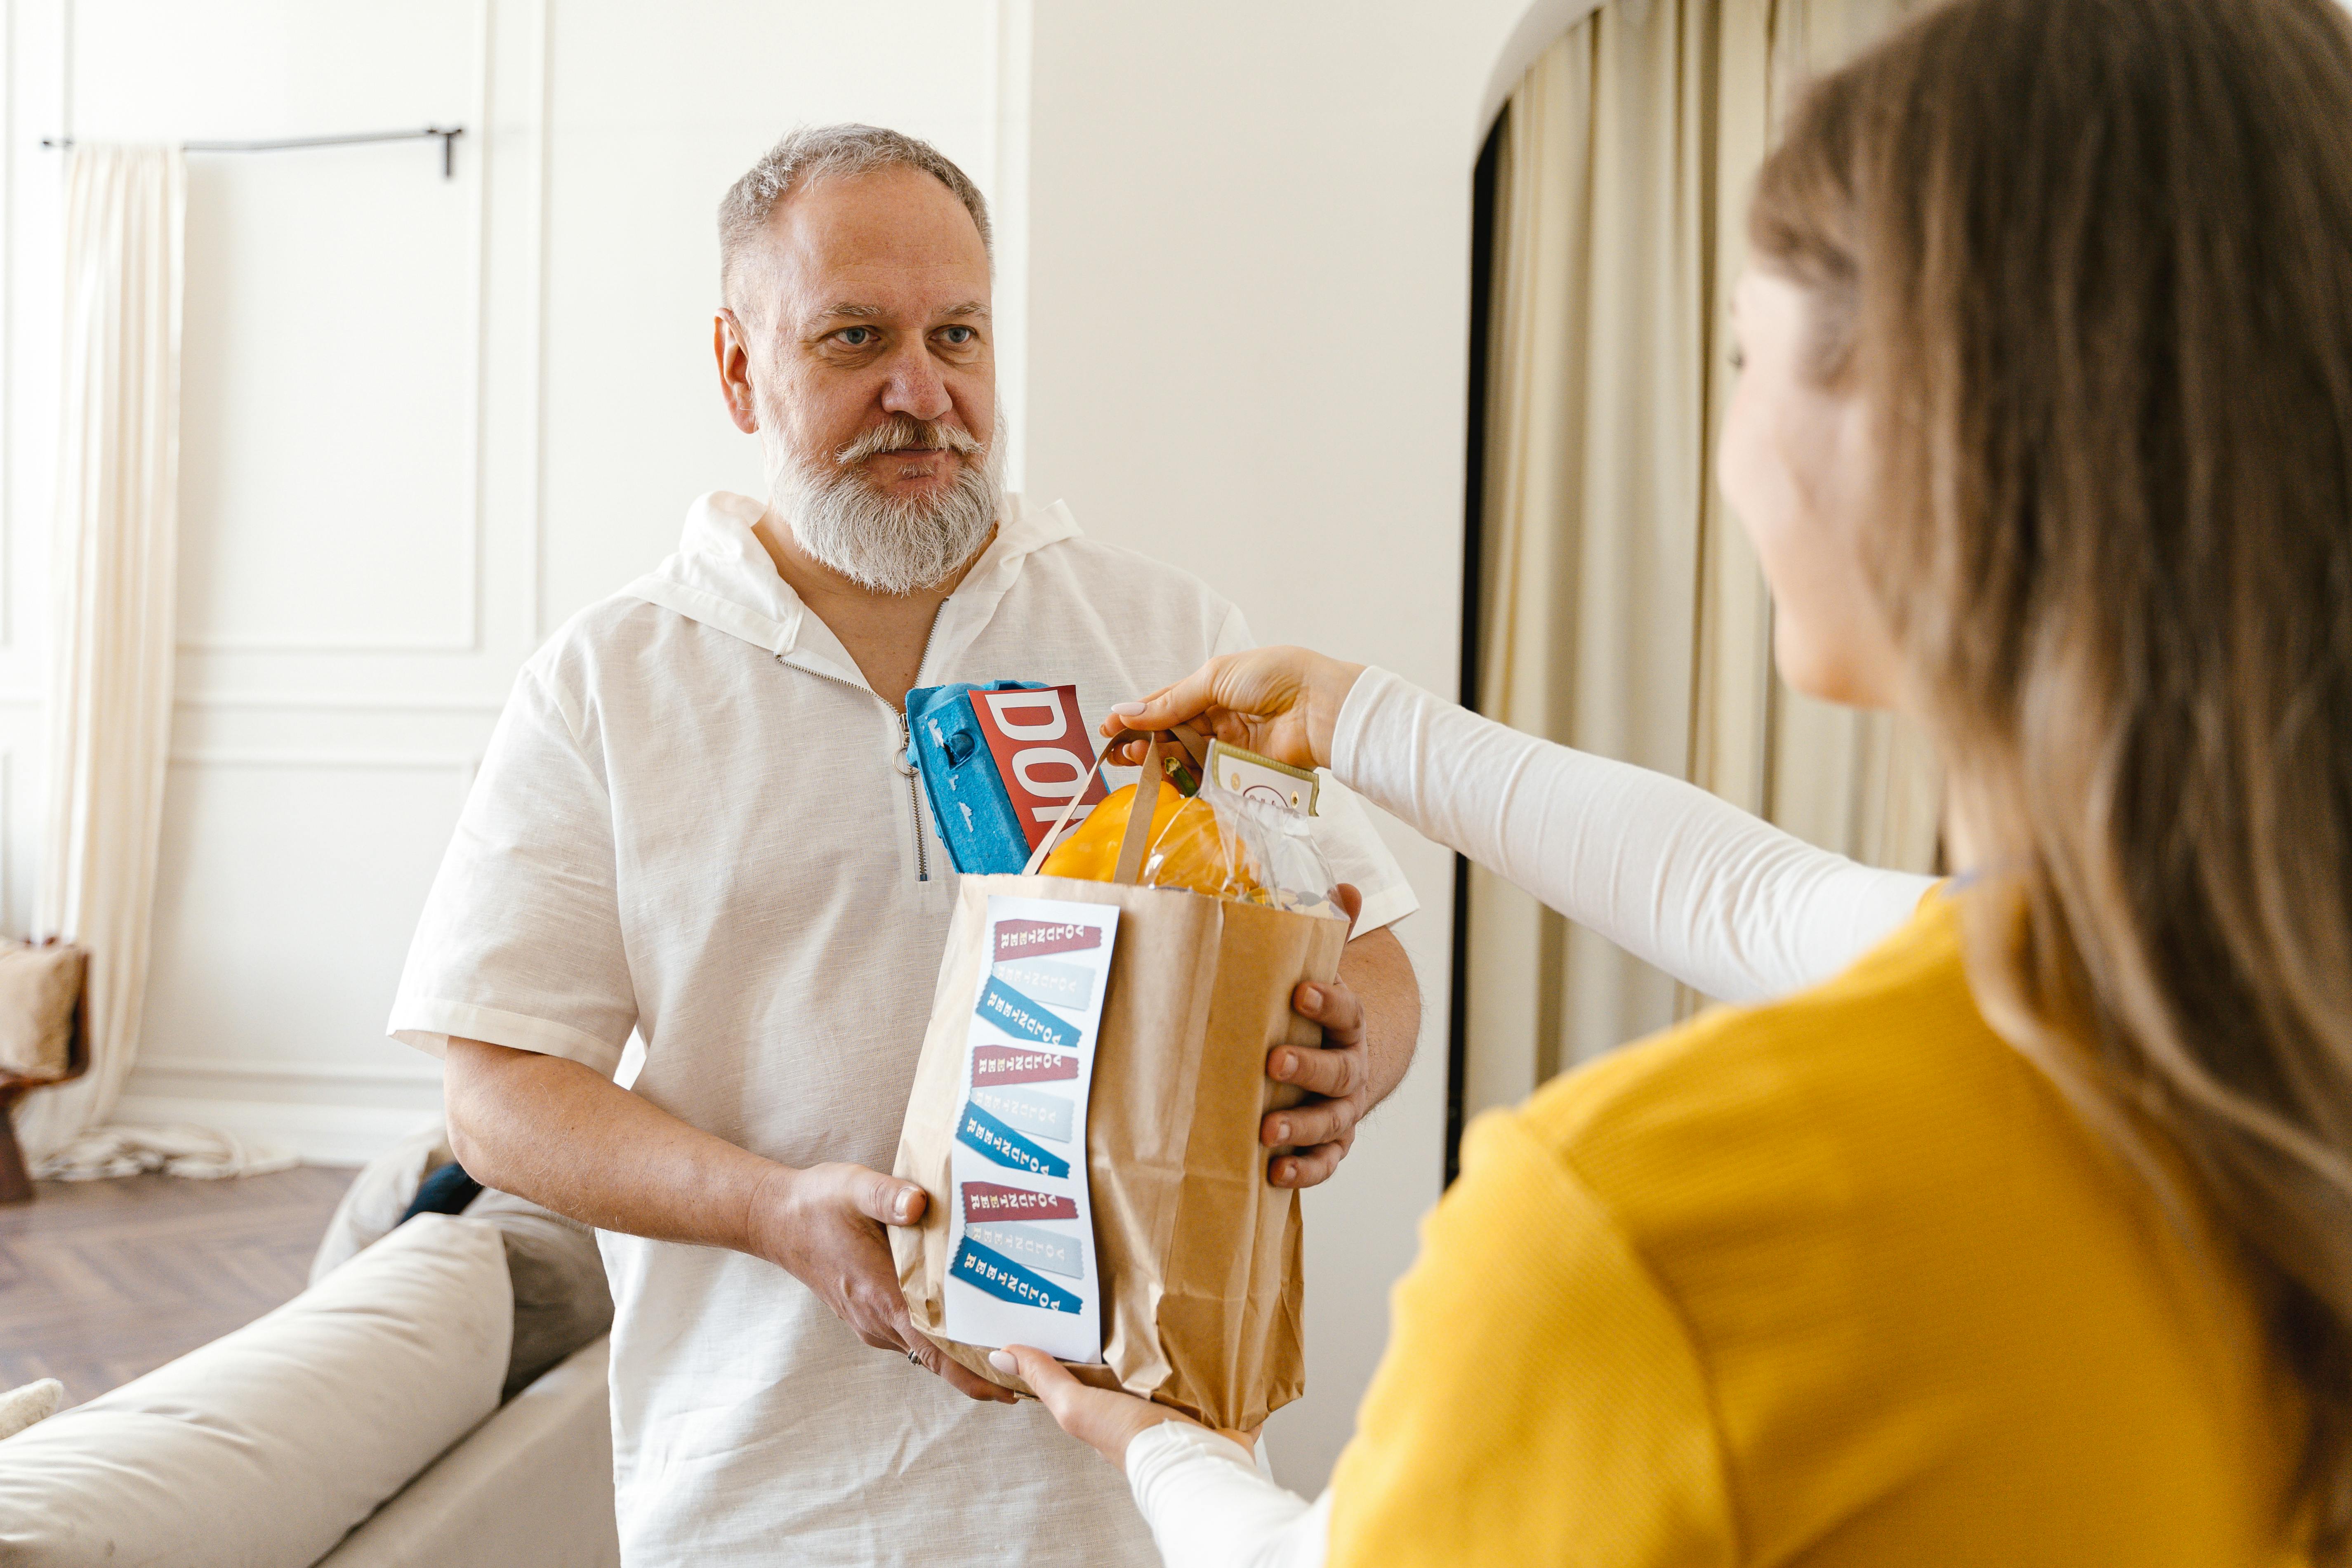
[1141,785,1341,916]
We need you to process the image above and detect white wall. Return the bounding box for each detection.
[1023,0,1598,1492]
[2,0,1009,1158]
[4,0,1593,1497]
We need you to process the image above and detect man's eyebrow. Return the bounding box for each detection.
[815,302,887,321]
[940,300,991,320]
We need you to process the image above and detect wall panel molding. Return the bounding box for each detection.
[174,691,506,714]
[167,748,478,772]
[172,0,495,656]
[109,1089,440,1167]
[133,1052,441,1087]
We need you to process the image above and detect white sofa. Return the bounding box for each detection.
[0,1174,620,1567]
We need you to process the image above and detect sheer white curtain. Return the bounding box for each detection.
[1465,0,1939,1112]
[12,146,186,1167]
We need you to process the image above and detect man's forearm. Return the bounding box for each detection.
[443,1036,781,1254]
[1341,925,1420,1108]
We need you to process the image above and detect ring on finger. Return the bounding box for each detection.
[907,1346,923,1365]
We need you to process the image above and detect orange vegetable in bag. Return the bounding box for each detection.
[1039,780,1272,900]
[1039,780,1186,882]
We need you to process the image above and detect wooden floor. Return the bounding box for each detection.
[0,1165,354,1404]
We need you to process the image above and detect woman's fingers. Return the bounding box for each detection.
[1107,661,1234,738]
[1103,648,1364,771]
[994,1345,1185,1467]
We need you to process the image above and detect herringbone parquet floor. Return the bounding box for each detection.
[0,1165,354,1405]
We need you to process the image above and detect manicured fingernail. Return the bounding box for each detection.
[1112,701,1148,716]
[1276,1052,1295,1078]
[1276,1119,1291,1142]
[1301,986,1323,1008]
[894,1191,917,1221]
[989,1350,1017,1373]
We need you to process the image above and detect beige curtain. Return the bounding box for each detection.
[1464,0,1940,1116]
[12,147,186,1165]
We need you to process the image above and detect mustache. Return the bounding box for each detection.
[834,416,983,466]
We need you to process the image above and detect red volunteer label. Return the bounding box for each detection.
[994,919,1103,960]
[973,1043,1081,1086]
[962,1181,1080,1224]
[971,685,1109,850]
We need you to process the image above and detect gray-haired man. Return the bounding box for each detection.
[390,125,1421,1565]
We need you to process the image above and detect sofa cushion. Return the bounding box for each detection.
[310,1120,452,1283]
[0,1213,511,1568]
[315,1337,618,1568]
[464,1188,613,1398]
[313,1130,614,1402]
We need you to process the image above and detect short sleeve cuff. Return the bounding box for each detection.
[388,999,627,1078]
[1350,877,1420,937]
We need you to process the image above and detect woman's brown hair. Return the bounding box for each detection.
[1752,0,2352,1552]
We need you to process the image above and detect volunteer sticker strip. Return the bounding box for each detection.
[971,1084,1075,1145]
[972,1044,1080,1087]
[962,1181,1078,1223]
[994,919,1103,960]
[992,956,1096,1011]
[943,895,1119,1363]
[977,976,1077,1049]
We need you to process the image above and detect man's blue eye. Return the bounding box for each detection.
[840,327,874,346]
[942,326,973,344]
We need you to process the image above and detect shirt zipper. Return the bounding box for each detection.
[772,598,950,883]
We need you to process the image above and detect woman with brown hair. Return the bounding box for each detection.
[995,0,2352,1561]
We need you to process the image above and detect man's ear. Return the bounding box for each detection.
[714,307,760,435]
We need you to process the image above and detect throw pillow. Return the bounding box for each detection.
[0,1381,61,1442]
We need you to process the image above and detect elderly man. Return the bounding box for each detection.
[389,125,1419,1566]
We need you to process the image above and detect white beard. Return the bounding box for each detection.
[768,415,1002,596]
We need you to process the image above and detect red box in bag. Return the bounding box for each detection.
[967,685,1105,854]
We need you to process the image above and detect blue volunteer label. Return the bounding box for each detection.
[955,1100,1071,1180]
[953,1237,1082,1315]
[976,976,1079,1049]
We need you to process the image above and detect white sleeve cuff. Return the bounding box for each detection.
[387,1000,627,1078]
[1125,1422,1328,1568]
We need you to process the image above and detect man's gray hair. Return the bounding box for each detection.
[717,124,991,303]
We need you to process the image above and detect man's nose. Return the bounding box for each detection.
[877,342,953,423]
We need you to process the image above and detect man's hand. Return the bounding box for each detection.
[1268,968,1374,1188]
[1264,883,1420,1188]
[746,1162,1016,1404]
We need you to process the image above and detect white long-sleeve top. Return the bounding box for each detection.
[1123,666,1937,1568]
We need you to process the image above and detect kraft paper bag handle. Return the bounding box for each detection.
[1023,724,1205,880]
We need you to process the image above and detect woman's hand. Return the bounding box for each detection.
[993,1346,1258,1468]
[1105,647,1366,772]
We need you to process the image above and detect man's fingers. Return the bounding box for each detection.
[1265,1096,1359,1151]
[914,1335,1018,1404]
[1270,1141,1347,1188]
[851,1168,926,1226]
[1291,978,1366,1047]
[1268,1038,1364,1100]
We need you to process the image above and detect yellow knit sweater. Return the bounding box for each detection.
[1327,892,2308,1566]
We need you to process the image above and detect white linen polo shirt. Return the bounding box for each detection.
[389,490,1416,1568]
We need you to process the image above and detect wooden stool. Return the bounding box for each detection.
[0,991,90,1204]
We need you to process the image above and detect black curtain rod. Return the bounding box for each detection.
[40,126,464,179]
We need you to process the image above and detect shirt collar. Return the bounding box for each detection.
[623,490,1080,679]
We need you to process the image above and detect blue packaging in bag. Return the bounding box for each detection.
[907,681,1049,875]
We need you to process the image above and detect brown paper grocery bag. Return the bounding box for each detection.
[892,738,1347,1431]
